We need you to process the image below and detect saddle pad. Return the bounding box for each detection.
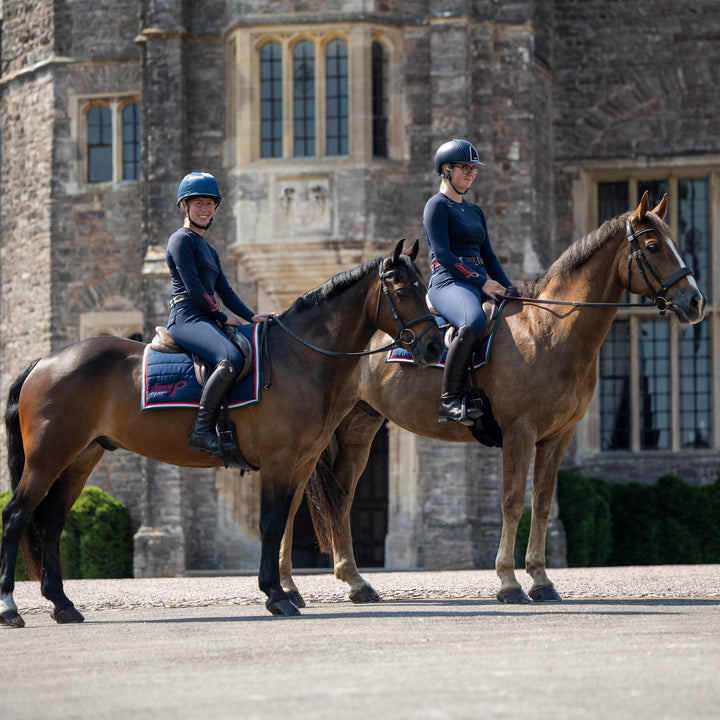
[141,323,261,410]
[386,299,507,370]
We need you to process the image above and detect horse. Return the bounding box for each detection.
[0,239,444,627]
[278,192,706,606]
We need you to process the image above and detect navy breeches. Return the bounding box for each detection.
[168,304,245,369]
[427,272,487,337]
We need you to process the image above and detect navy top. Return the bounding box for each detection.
[166,227,255,324]
[423,192,511,288]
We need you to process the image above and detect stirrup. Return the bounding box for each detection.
[438,395,481,426]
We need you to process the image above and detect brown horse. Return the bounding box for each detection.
[279,192,706,606]
[0,239,444,627]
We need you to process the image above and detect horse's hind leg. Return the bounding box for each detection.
[279,484,307,608]
[32,446,105,623]
[0,496,31,627]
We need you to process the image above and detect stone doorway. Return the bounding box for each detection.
[291,424,389,569]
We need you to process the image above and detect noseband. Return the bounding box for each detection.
[376,262,437,351]
[625,220,694,315]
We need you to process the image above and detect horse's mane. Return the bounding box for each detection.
[281,253,386,319]
[521,213,632,297]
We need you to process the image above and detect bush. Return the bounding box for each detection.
[61,487,133,579]
[557,470,612,567]
[1,486,132,580]
[560,471,720,567]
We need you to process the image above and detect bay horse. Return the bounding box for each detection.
[279,192,706,606]
[0,239,444,627]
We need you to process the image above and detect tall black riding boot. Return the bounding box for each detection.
[189,360,236,454]
[438,325,482,425]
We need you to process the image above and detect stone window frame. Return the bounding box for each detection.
[74,93,142,185]
[575,157,720,456]
[226,22,404,168]
[79,310,143,342]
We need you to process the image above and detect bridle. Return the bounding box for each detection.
[507,220,695,315]
[266,260,437,359]
[624,220,694,315]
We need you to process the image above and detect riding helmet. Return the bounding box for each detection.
[434,139,485,175]
[176,171,222,206]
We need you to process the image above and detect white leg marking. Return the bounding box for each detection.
[1,592,18,614]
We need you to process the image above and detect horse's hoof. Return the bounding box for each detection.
[349,584,381,603]
[0,609,26,628]
[51,606,85,624]
[266,598,301,617]
[497,587,532,604]
[529,584,562,602]
[286,590,306,608]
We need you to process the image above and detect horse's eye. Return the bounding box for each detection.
[395,287,408,298]
[646,242,660,254]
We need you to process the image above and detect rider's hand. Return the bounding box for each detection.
[482,279,507,301]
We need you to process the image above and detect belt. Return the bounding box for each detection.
[432,257,484,271]
[457,256,484,266]
[169,293,191,308]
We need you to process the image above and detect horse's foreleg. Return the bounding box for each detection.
[496,435,534,604]
[279,484,306,608]
[524,434,573,602]
[259,475,301,617]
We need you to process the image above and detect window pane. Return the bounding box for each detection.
[87,105,112,182]
[678,178,711,299]
[372,42,388,158]
[639,319,671,450]
[293,40,315,157]
[260,42,282,158]
[598,182,628,222]
[637,179,669,222]
[326,39,348,156]
[679,321,712,448]
[600,320,631,451]
[122,104,141,181]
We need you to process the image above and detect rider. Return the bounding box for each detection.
[166,171,274,455]
[424,139,517,424]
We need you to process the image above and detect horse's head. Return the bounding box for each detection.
[623,191,706,324]
[375,239,444,366]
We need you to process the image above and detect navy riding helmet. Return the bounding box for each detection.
[434,139,485,176]
[176,171,222,206]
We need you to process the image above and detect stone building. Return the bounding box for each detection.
[1,1,718,576]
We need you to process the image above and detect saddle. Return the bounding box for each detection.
[425,295,497,348]
[150,325,254,386]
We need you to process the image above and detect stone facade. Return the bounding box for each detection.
[1,1,718,576]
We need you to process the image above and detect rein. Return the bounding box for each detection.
[505,220,694,315]
[260,261,437,386]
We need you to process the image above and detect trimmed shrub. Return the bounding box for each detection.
[1,487,132,580]
[557,470,612,567]
[60,487,133,579]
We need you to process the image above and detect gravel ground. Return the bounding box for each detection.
[10,564,720,615]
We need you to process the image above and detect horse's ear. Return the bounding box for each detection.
[406,239,419,261]
[631,190,650,225]
[391,238,405,265]
[652,193,668,220]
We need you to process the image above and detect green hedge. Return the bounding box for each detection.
[0,486,132,580]
[556,471,720,567]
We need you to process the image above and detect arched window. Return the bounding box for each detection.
[293,40,315,157]
[122,103,141,181]
[371,42,388,158]
[325,39,348,156]
[260,42,283,158]
[87,105,113,182]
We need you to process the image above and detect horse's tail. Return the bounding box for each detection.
[5,359,42,578]
[5,359,39,491]
[306,435,346,554]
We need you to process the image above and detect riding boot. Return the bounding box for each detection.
[189,360,236,454]
[438,325,483,425]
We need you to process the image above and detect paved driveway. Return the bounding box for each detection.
[2,566,719,720]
